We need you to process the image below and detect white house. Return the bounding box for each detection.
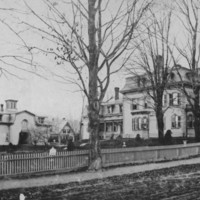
[80,87,123,140]
[120,65,197,139]
[81,65,199,140]
[48,118,75,143]
[0,99,50,145]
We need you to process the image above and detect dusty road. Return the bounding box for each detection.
[1,163,200,199]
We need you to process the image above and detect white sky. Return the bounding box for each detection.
[0,0,194,120]
[0,0,126,120]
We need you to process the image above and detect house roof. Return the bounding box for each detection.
[16,110,36,116]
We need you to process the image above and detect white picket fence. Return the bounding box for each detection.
[0,150,89,176]
[0,143,200,177]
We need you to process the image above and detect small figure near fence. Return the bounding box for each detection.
[49,146,57,156]
[19,193,26,200]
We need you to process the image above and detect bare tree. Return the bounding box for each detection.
[8,0,153,169]
[126,11,175,142]
[174,0,200,141]
[30,126,50,146]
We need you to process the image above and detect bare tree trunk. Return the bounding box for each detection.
[156,110,164,143]
[155,96,164,143]
[193,90,200,141]
[87,0,101,170]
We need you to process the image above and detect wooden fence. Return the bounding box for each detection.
[102,143,200,167]
[0,143,200,177]
[0,150,89,177]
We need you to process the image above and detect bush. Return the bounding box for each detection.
[164,130,173,145]
[135,134,141,142]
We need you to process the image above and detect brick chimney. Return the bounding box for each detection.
[114,87,119,100]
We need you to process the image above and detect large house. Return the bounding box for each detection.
[0,99,51,145]
[81,88,123,140]
[81,65,199,140]
[121,65,197,139]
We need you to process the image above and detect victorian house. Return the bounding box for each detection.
[120,65,198,139]
[80,87,123,140]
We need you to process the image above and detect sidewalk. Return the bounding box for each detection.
[1,157,200,190]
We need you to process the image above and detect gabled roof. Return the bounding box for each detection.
[51,119,75,135]
[16,110,36,116]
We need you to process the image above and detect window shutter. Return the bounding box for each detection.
[169,94,173,105]
[178,93,181,105]
[178,116,181,128]
[132,118,134,131]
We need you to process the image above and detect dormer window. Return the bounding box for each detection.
[38,117,45,124]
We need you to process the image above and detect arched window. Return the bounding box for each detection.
[21,119,28,131]
[171,114,181,129]
[142,117,148,130]
[187,114,194,128]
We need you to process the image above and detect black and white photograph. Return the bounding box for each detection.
[1,0,200,199]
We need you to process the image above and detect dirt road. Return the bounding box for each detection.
[1,163,200,199]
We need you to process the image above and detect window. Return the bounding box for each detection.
[107,106,111,114]
[142,117,148,130]
[107,105,114,114]
[132,118,138,130]
[171,114,181,129]
[21,119,28,131]
[169,93,181,106]
[111,105,115,113]
[132,99,138,110]
[187,114,194,128]
[133,117,148,130]
[63,129,67,133]
[106,123,112,132]
[163,94,167,106]
[119,105,123,113]
[0,115,2,121]
[38,117,45,124]
[113,123,118,132]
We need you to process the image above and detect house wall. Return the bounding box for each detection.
[81,117,90,140]
[0,125,9,145]
[122,86,194,139]
[10,112,36,145]
[123,92,148,138]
